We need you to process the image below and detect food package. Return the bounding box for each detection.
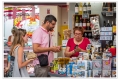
[66,62,75,77]
[87,70,92,77]
[77,60,87,70]
[93,70,102,77]
[27,52,37,60]
[102,60,111,70]
[77,70,87,78]
[92,59,102,70]
[102,70,111,77]
[50,59,58,74]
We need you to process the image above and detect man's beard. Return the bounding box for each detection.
[47,26,54,31]
[49,28,54,31]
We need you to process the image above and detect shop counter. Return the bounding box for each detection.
[48,72,66,77]
[29,73,35,77]
[29,72,66,77]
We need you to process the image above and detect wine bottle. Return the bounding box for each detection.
[110,3,113,11]
[111,21,113,27]
[114,3,116,12]
[112,3,114,11]
[86,19,91,30]
[83,3,87,14]
[75,3,79,14]
[79,17,83,27]
[103,21,106,27]
[75,16,79,27]
[113,20,116,34]
[107,3,110,11]
[84,32,87,37]
[106,20,110,27]
[87,2,91,14]
[79,2,83,15]
[83,18,86,29]
[103,2,106,7]
[105,2,108,11]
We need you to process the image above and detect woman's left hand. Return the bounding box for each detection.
[74,46,82,52]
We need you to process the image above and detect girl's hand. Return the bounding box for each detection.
[4,67,9,72]
[28,58,35,63]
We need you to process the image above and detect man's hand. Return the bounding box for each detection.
[56,45,62,51]
[51,46,61,52]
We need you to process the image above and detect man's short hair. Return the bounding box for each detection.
[44,15,57,24]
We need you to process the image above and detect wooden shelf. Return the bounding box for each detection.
[113,33,116,35]
[101,11,116,13]
[84,30,92,32]
[73,14,99,16]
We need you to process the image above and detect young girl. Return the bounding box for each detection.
[9,29,34,77]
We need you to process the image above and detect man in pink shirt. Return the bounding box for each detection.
[32,15,61,77]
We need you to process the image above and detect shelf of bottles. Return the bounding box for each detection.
[101,2,116,16]
[74,2,91,39]
[100,19,116,51]
[74,2,100,39]
[74,15,92,39]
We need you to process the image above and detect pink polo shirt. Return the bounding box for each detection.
[32,26,53,66]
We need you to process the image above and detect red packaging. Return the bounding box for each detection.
[109,47,116,56]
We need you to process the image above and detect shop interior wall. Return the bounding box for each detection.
[4,7,40,40]
[4,6,68,39]
[68,2,116,37]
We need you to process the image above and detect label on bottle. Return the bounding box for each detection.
[79,7,82,11]
[83,7,87,11]
[83,23,86,26]
[75,7,79,13]
[75,23,79,26]
[113,25,116,33]
[87,23,90,26]
[114,7,116,11]
[88,33,91,37]
[85,33,87,37]
[87,7,91,10]
[79,23,82,27]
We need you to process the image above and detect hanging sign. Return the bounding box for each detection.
[47,8,50,14]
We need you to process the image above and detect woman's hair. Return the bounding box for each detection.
[11,27,17,35]
[11,29,16,35]
[73,27,84,35]
[10,29,27,56]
